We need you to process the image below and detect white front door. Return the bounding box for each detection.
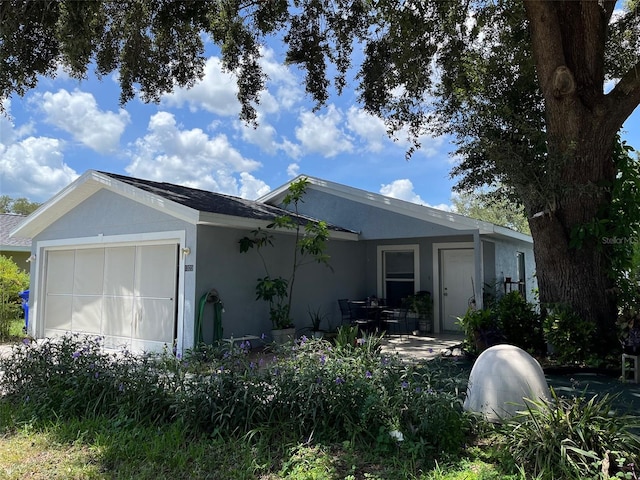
[440,249,475,332]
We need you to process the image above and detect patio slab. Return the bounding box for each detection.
[380,333,465,361]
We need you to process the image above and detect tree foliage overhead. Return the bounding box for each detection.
[452,188,531,235]
[1,0,639,352]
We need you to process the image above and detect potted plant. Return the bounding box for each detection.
[457,307,503,354]
[240,177,331,343]
[308,306,327,339]
[406,291,433,334]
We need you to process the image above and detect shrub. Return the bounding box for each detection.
[0,333,471,462]
[0,334,176,423]
[543,304,597,365]
[0,255,29,339]
[500,389,640,480]
[496,291,545,354]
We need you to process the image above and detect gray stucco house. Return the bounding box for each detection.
[12,170,536,354]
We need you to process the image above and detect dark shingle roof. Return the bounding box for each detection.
[99,171,355,234]
[0,213,31,247]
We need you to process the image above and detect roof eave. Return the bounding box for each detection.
[197,211,359,241]
[11,170,200,238]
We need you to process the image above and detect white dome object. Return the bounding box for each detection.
[463,344,551,422]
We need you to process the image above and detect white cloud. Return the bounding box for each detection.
[295,105,353,157]
[259,47,303,110]
[0,98,79,201]
[287,163,300,177]
[380,179,455,210]
[0,136,78,202]
[346,107,388,152]
[38,89,130,154]
[125,111,263,197]
[162,57,240,116]
[239,172,270,199]
[380,179,427,205]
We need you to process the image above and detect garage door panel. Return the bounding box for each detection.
[135,244,177,297]
[134,298,174,343]
[43,242,178,353]
[46,250,75,294]
[104,247,135,296]
[72,296,103,334]
[44,295,73,331]
[103,296,134,338]
[74,248,105,295]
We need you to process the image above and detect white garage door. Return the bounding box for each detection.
[43,243,178,352]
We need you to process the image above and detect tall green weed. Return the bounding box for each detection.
[500,389,640,479]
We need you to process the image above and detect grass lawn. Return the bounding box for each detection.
[0,411,514,479]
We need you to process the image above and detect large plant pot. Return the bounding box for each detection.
[418,317,432,334]
[271,327,296,345]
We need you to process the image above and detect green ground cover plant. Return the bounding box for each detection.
[1,331,639,478]
[0,332,471,476]
[499,389,640,479]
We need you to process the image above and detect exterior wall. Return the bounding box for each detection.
[489,237,538,302]
[29,189,197,353]
[195,225,365,342]
[294,189,464,239]
[32,190,192,241]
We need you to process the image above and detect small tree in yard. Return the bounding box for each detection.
[0,255,29,340]
[239,178,331,329]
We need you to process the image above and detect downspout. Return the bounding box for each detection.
[473,231,484,310]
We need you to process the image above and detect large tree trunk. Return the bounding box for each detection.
[523,0,640,354]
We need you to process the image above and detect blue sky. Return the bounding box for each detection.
[0,35,638,210]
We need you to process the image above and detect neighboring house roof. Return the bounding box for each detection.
[11,170,358,240]
[1,213,31,251]
[260,175,533,244]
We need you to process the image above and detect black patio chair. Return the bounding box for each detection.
[338,298,351,325]
[383,307,409,337]
[348,301,374,333]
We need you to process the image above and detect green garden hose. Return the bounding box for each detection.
[195,289,224,345]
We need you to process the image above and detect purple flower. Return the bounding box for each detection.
[118,383,124,392]
[261,333,266,340]
[365,371,372,378]
[335,377,345,385]
[320,355,326,365]
[94,372,99,379]
[357,338,365,345]
[415,386,422,393]
[401,381,408,389]
[22,338,30,345]
[249,361,256,370]
[72,351,81,359]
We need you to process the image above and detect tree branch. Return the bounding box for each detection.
[522,0,566,96]
[604,60,640,133]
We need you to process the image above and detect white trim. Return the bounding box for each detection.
[432,242,475,334]
[376,244,420,301]
[32,230,187,354]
